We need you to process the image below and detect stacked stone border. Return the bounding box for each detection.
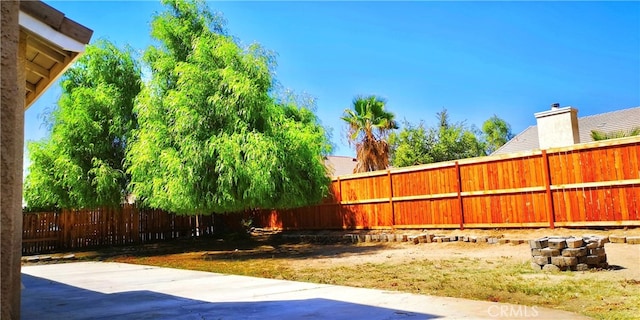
[529,236,608,272]
[21,233,639,263]
[279,233,640,246]
[20,254,76,263]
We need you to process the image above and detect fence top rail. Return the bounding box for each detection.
[331,135,640,182]
[544,135,640,154]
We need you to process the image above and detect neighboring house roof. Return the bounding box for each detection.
[493,106,640,155]
[325,156,357,177]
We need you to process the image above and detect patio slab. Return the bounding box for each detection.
[22,262,590,319]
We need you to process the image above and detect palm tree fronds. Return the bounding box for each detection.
[591,126,640,141]
[342,95,397,173]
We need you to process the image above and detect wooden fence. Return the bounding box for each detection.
[22,204,243,255]
[23,137,640,253]
[250,136,640,230]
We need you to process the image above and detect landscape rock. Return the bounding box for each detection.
[532,256,549,265]
[566,238,584,248]
[424,234,433,243]
[542,264,561,272]
[586,242,601,249]
[547,239,567,250]
[609,235,626,243]
[586,255,605,265]
[626,236,640,245]
[562,248,587,257]
[540,248,560,257]
[575,263,589,271]
[529,238,548,249]
[530,236,608,272]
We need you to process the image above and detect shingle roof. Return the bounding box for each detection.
[493,106,640,155]
[324,156,357,177]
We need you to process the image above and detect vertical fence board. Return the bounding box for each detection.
[22,138,640,253]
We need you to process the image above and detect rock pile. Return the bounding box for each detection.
[530,236,608,271]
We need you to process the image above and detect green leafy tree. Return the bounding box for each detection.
[126,0,331,215]
[389,109,485,167]
[591,127,640,141]
[388,121,435,166]
[24,40,141,210]
[482,115,513,154]
[341,95,398,173]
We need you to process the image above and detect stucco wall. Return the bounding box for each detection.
[1,1,25,319]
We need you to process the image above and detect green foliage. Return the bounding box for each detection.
[590,127,640,141]
[341,95,398,172]
[387,121,435,166]
[23,40,141,210]
[389,109,486,167]
[482,115,514,154]
[127,0,331,215]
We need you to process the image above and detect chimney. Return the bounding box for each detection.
[534,103,580,149]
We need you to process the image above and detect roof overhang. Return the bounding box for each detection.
[19,1,93,109]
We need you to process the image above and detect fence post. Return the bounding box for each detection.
[336,177,343,228]
[455,161,464,230]
[337,177,342,203]
[388,170,395,228]
[542,150,556,229]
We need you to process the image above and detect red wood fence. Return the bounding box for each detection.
[22,204,243,255]
[23,137,640,253]
[250,136,640,230]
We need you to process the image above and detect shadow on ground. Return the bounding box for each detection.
[24,233,392,263]
[22,273,440,320]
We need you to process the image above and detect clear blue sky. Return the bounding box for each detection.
[26,1,640,163]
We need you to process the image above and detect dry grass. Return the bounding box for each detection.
[111,253,640,319]
[27,232,640,320]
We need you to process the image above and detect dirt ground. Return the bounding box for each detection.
[287,241,639,280]
[23,227,640,280]
[284,228,640,280]
[21,227,640,319]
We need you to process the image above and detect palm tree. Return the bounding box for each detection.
[591,127,640,141]
[341,95,398,173]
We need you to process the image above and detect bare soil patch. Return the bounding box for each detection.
[22,228,640,319]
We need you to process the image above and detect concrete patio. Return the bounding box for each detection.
[22,262,590,319]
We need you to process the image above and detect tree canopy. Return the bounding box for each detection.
[23,40,141,210]
[341,95,398,173]
[482,115,513,154]
[389,109,488,167]
[126,0,331,215]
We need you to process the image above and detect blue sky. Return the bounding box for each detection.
[26,1,640,162]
